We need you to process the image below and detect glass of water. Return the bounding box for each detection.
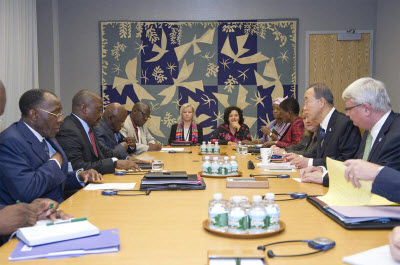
[152,160,164,172]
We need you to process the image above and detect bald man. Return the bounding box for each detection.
[56,90,140,174]
[93,103,136,157]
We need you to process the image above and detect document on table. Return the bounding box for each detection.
[257,162,296,171]
[343,245,399,265]
[318,158,394,206]
[83,183,136,190]
[160,147,184,152]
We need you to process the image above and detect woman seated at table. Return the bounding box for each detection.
[262,97,304,148]
[210,106,252,145]
[251,97,290,144]
[168,103,203,145]
[271,114,318,156]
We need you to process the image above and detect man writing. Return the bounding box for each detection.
[120,102,162,154]
[57,90,140,174]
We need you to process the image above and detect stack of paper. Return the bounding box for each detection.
[256,162,296,171]
[10,229,120,261]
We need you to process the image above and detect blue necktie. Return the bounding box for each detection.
[42,139,50,160]
[320,128,326,147]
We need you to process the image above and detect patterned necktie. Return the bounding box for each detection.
[362,133,373,161]
[42,139,50,160]
[320,128,326,148]
[88,128,98,157]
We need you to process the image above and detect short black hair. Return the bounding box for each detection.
[19,89,55,117]
[279,97,300,115]
[223,106,244,125]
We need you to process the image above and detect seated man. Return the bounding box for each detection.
[301,78,400,186]
[94,103,136,157]
[57,90,140,174]
[0,89,102,205]
[120,102,162,154]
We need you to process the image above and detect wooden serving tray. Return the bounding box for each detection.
[202,219,285,239]
[199,171,242,178]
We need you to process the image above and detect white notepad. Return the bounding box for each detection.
[342,245,399,265]
[16,220,99,247]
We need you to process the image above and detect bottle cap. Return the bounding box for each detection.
[213,193,222,200]
[265,193,275,200]
[213,157,219,161]
[231,156,236,160]
[232,196,242,203]
[205,156,210,160]
[253,195,262,202]
[224,156,229,160]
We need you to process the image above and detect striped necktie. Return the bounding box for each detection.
[362,133,373,161]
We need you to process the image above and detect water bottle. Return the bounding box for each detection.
[202,156,211,174]
[264,193,280,232]
[228,196,248,234]
[214,142,220,154]
[200,141,207,154]
[211,157,219,175]
[249,195,268,234]
[217,157,224,175]
[208,193,229,232]
[230,156,238,175]
[207,141,213,154]
[237,141,242,154]
[223,156,231,175]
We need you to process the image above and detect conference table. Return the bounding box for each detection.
[0,146,391,264]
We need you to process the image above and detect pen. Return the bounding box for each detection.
[46,217,87,226]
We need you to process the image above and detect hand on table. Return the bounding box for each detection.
[283,153,299,162]
[78,169,104,184]
[30,198,73,222]
[0,203,36,235]
[148,143,162,151]
[300,166,323,184]
[290,157,310,169]
[116,160,140,171]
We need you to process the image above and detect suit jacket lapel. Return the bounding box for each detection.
[368,112,394,160]
[101,119,118,145]
[17,120,49,163]
[320,110,337,154]
[70,114,98,158]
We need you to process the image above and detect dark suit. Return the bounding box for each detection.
[310,110,361,167]
[168,123,203,144]
[56,114,127,174]
[0,120,81,205]
[323,111,400,186]
[372,167,400,203]
[93,118,134,157]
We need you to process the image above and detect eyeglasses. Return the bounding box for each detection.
[305,98,320,105]
[344,103,363,112]
[35,108,63,118]
[137,109,151,120]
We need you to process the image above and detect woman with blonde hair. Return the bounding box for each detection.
[168,103,203,145]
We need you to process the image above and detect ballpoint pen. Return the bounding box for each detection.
[46,217,87,226]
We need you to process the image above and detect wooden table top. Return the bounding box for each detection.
[0,146,390,265]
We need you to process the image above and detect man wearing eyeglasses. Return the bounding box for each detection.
[302,77,400,186]
[120,102,162,154]
[0,89,103,205]
[284,83,361,184]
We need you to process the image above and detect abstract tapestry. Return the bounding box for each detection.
[100,19,298,144]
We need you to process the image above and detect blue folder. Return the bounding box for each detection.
[9,229,120,261]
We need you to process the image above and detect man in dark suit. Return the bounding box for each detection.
[93,103,136,157]
[284,83,361,170]
[0,89,102,205]
[57,90,140,174]
[302,78,400,186]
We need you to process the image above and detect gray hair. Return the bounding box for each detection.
[177,103,197,123]
[342,77,391,112]
[308,83,334,106]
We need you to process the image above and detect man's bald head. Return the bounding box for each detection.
[72,90,103,127]
[0,80,6,116]
[130,102,151,127]
[103,103,128,133]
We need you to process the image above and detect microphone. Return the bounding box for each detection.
[267,250,275,258]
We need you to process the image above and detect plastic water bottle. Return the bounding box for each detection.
[228,196,248,234]
[237,141,242,154]
[202,156,211,174]
[207,141,213,154]
[217,158,224,175]
[249,195,268,234]
[214,142,220,154]
[230,156,238,174]
[200,141,207,154]
[208,193,229,232]
[211,157,219,175]
[264,193,280,232]
[223,156,231,175]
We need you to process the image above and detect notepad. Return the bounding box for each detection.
[83,183,136,190]
[318,158,394,206]
[16,220,99,246]
[342,245,398,265]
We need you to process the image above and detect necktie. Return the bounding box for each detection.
[42,139,50,160]
[88,128,98,157]
[320,128,326,147]
[362,133,373,161]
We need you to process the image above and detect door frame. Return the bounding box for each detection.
[305,30,374,90]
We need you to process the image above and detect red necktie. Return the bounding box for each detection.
[88,128,98,157]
